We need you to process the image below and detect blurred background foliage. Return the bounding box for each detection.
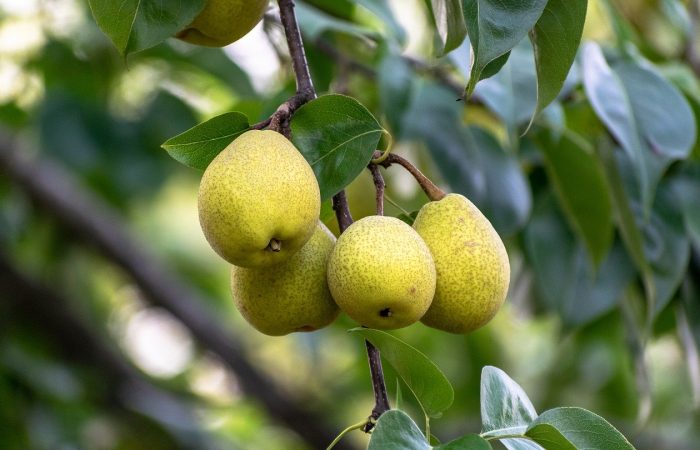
[1,0,700,449]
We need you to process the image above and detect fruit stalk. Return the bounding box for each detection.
[377,153,446,201]
[369,164,385,216]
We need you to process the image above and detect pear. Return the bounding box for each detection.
[231,223,339,336]
[327,216,436,330]
[413,193,510,334]
[176,0,268,47]
[198,130,320,268]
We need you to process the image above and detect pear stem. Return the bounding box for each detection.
[277,0,391,433]
[369,164,385,216]
[375,152,446,201]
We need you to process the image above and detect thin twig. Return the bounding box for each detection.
[363,340,391,432]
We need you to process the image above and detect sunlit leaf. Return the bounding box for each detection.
[291,94,386,200]
[161,112,250,171]
[350,328,454,418]
[88,0,205,55]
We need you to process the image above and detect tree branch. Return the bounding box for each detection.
[0,134,350,450]
[369,164,385,217]
[0,254,219,449]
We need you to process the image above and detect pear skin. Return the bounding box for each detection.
[327,216,436,330]
[231,223,338,336]
[413,193,510,334]
[198,130,320,268]
[177,0,268,47]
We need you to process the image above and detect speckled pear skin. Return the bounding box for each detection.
[176,0,268,47]
[231,223,338,336]
[327,216,436,330]
[198,130,320,268]
[413,194,510,334]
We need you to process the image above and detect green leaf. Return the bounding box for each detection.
[378,53,415,138]
[525,407,637,450]
[582,43,696,215]
[529,0,588,122]
[672,165,700,249]
[161,112,250,171]
[291,95,385,200]
[436,434,492,449]
[470,127,531,237]
[537,131,613,266]
[88,0,205,55]
[429,0,467,55]
[524,196,636,327]
[368,410,429,450]
[350,328,454,418]
[474,41,537,130]
[296,2,379,40]
[463,0,547,94]
[480,366,537,439]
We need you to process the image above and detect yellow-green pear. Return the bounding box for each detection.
[413,193,510,334]
[176,0,268,47]
[231,223,338,336]
[198,130,320,268]
[327,216,436,330]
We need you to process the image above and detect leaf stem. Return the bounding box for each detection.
[326,419,367,450]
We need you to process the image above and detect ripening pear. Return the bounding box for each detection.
[327,216,436,330]
[176,0,268,47]
[198,130,320,268]
[413,194,510,334]
[231,223,339,336]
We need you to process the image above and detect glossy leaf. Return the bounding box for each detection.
[296,2,378,40]
[368,410,429,450]
[436,434,492,449]
[430,0,467,55]
[474,41,537,130]
[290,94,385,200]
[480,366,537,439]
[582,43,696,214]
[537,131,613,265]
[403,82,485,201]
[161,112,250,171]
[463,0,547,94]
[501,439,544,450]
[529,0,587,122]
[350,328,454,418]
[470,127,531,236]
[88,0,204,55]
[524,196,636,327]
[525,407,636,450]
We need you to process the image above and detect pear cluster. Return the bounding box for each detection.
[198,131,510,336]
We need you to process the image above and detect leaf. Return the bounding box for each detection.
[378,53,415,138]
[296,2,379,40]
[582,43,696,214]
[470,127,531,237]
[88,0,205,55]
[463,0,547,94]
[501,439,544,450]
[474,41,538,130]
[537,131,613,266]
[161,112,250,171]
[368,410,429,450]
[480,366,537,439]
[290,95,386,200]
[529,0,588,122]
[429,0,467,55]
[525,407,637,450]
[672,165,700,249]
[403,81,485,201]
[524,196,636,327]
[436,434,492,449]
[350,328,454,418]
